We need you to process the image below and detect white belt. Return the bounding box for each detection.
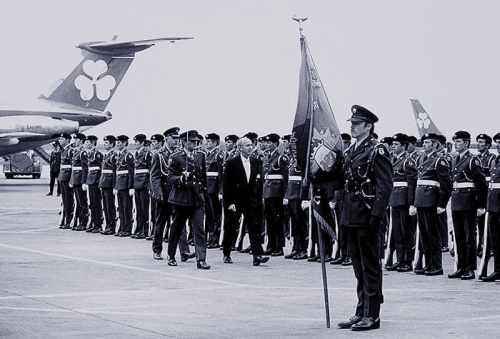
[60,164,71,169]
[486,177,491,182]
[489,183,500,189]
[135,169,149,174]
[417,179,440,187]
[117,170,129,175]
[453,182,475,189]
[393,181,408,187]
[289,175,302,181]
[102,169,113,174]
[207,172,219,177]
[265,174,284,180]
[88,166,100,171]
[72,166,82,171]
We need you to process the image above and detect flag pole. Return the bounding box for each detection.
[293,16,330,329]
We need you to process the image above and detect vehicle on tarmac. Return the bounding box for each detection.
[2,152,41,179]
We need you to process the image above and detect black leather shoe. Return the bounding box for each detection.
[101,229,114,235]
[118,232,131,237]
[460,271,475,280]
[253,256,270,266]
[181,252,196,262]
[414,266,426,275]
[397,264,412,272]
[330,257,345,265]
[341,257,353,266]
[168,258,177,266]
[448,270,464,279]
[153,252,163,260]
[241,246,251,253]
[285,252,297,259]
[46,192,53,196]
[91,228,101,233]
[351,317,380,331]
[271,250,284,257]
[85,228,93,233]
[307,255,319,262]
[146,235,154,240]
[197,261,211,270]
[385,262,400,271]
[223,256,233,264]
[293,252,308,260]
[480,272,500,282]
[424,268,443,276]
[132,233,146,239]
[263,249,273,255]
[318,256,332,263]
[338,315,362,329]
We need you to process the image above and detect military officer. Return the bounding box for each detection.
[131,134,152,239]
[338,105,392,331]
[99,135,117,235]
[58,133,74,229]
[166,130,210,269]
[480,132,500,281]
[436,134,452,252]
[84,135,103,233]
[447,131,487,280]
[47,141,61,196]
[413,133,452,276]
[263,133,289,256]
[69,133,89,231]
[224,135,239,162]
[386,133,417,272]
[114,135,135,237]
[205,133,224,248]
[148,133,164,241]
[476,133,496,257]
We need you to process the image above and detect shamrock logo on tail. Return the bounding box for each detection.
[74,60,116,101]
[416,112,431,129]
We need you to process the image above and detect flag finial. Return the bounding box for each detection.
[292,16,308,34]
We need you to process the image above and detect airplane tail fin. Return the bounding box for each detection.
[409,98,442,137]
[42,37,192,112]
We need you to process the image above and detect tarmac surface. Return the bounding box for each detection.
[1,178,499,338]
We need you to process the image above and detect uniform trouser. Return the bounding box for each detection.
[489,213,500,272]
[134,189,150,235]
[117,190,133,234]
[60,181,74,226]
[310,199,334,257]
[168,205,206,261]
[477,213,486,252]
[347,226,383,319]
[334,204,349,259]
[391,207,413,266]
[438,211,449,248]
[49,172,60,194]
[88,184,103,230]
[73,185,89,228]
[152,199,189,255]
[417,207,442,270]
[101,188,116,232]
[283,205,291,239]
[264,197,285,252]
[205,193,222,243]
[452,210,477,272]
[287,199,308,253]
[223,207,264,258]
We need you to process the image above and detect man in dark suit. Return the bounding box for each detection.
[222,137,270,266]
[47,142,61,196]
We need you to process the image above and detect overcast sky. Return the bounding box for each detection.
[0,0,498,139]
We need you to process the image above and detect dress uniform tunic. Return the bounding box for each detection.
[58,144,74,228]
[114,149,135,235]
[205,148,224,246]
[133,146,152,237]
[284,167,308,256]
[484,155,500,278]
[86,148,103,232]
[99,150,117,234]
[477,150,496,253]
[70,146,89,230]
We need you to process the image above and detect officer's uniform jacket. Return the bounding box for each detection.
[224,149,239,165]
[58,144,73,182]
[340,137,393,227]
[478,150,496,182]
[487,155,500,213]
[150,145,175,201]
[114,149,135,190]
[69,146,88,186]
[390,151,417,208]
[285,166,307,201]
[86,148,103,185]
[414,150,452,209]
[263,148,289,199]
[99,150,116,189]
[408,149,424,166]
[205,148,224,195]
[450,150,487,211]
[133,146,152,190]
[167,149,207,207]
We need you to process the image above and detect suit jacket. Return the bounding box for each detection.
[49,150,61,173]
[223,155,263,214]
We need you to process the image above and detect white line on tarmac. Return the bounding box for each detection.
[0,242,249,288]
[0,227,56,234]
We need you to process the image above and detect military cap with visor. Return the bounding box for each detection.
[476,133,492,145]
[452,131,471,141]
[348,105,379,124]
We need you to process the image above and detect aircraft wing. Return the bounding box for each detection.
[0,132,45,138]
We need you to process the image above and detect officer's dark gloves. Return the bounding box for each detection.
[369,215,381,228]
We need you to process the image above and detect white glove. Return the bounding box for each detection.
[69,183,73,188]
[437,207,446,215]
[218,194,223,201]
[409,205,417,216]
[283,198,289,206]
[228,204,236,212]
[301,200,310,210]
[129,189,135,197]
[328,200,336,210]
[113,189,118,195]
[82,184,88,192]
[477,208,486,217]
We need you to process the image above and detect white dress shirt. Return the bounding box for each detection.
[241,155,251,182]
